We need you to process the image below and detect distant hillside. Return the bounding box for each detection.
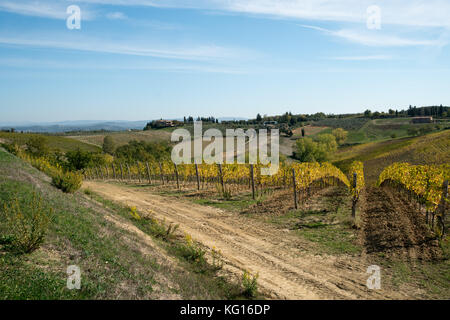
[0,120,151,133]
[1,118,248,133]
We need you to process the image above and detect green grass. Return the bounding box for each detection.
[294,223,360,255]
[264,187,361,256]
[0,148,252,300]
[375,239,450,299]
[87,193,258,300]
[333,138,414,174]
[193,194,259,212]
[269,207,361,255]
[0,132,100,153]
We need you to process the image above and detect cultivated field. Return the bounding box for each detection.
[1,123,449,300]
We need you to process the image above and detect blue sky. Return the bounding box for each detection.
[0,0,449,122]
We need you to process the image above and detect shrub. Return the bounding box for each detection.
[128,206,141,220]
[66,149,94,171]
[3,142,21,156]
[52,171,82,193]
[241,270,259,298]
[164,223,179,241]
[26,136,49,158]
[331,128,348,145]
[102,136,116,155]
[294,137,328,162]
[179,234,206,264]
[1,193,51,254]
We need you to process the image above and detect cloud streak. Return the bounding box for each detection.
[300,24,445,47]
[73,0,450,28]
[0,0,95,20]
[0,35,243,61]
[330,55,392,61]
[0,56,244,74]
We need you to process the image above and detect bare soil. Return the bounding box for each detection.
[84,181,413,300]
[360,186,442,261]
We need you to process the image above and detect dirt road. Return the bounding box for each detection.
[84,181,410,300]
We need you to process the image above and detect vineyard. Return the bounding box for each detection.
[82,158,448,239]
[82,160,364,209]
[377,163,450,236]
[2,138,450,299]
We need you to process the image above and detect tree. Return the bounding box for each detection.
[256,113,262,122]
[295,138,324,162]
[66,149,94,171]
[316,134,338,153]
[331,128,348,145]
[102,136,115,155]
[301,128,305,137]
[26,136,49,157]
[364,110,372,118]
[294,134,337,163]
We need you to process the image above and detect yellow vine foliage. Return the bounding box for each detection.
[377,162,450,210]
[131,160,351,193]
[348,161,365,198]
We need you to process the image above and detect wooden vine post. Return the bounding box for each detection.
[146,162,152,184]
[292,168,298,210]
[159,162,165,185]
[195,164,200,191]
[352,172,357,219]
[437,180,449,236]
[136,161,142,183]
[218,164,224,192]
[126,163,131,181]
[250,164,255,200]
[174,163,180,189]
[112,163,116,180]
[120,163,124,181]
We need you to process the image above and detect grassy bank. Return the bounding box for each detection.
[0,149,253,300]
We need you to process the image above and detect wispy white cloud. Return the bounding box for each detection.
[0,0,95,20]
[3,1,450,29]
[0,56,244,74]
[106,11,127,20]
[300,24,445,47]
[0,35,243,61]
[330,55,392,61]
[73,0,450,28]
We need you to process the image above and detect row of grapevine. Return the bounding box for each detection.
[84,160,366,220]
[348,161,365,218]
[84,160,352,195]
[377,163,449,237]
[377,163,449,211]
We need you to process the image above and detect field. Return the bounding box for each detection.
[332,129,450,184]
[0,148,252,300]
[0,132,100,153]
[67,129,173,148]
[312,117,450,145]
[1,121,449,300]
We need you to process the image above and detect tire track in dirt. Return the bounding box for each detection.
[85,181,410,300]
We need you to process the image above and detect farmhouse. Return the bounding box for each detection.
[412,116,433,124]
[154,119,175,128]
